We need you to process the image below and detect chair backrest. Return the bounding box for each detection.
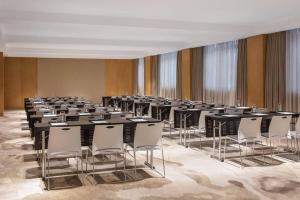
[48,126,82,156]
[41,116,59,123]
[148,103,157,117]
[268,115,292,138]
[225,108,243,114]
[198,110,215,130]
[68,108,79,115]
[95,107,105,113]
[92,124,123,154]
[295,117,300,134]
[134,123,163,149]
[238,117,262,141]
[168,107,176,122]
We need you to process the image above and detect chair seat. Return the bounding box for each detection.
[127,143,159,151]
[90,146,124,156]
[227,135,264,143]
[47,151,82,159]
[288,131,300,139]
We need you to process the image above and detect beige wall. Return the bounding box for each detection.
[104,59,135,96]
[4,57,37,109]
[0,52,4,115]
[38,58,105,103]
[247,35,266,107]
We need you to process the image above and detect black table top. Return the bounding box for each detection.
[34,117,161,128]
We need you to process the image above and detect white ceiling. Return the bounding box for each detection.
[1,0,300,59]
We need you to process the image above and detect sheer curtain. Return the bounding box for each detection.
[203,41,238,106]
[286,28,300,112]
[159,52,178,98]
[137,58,144,95]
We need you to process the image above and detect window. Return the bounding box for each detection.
[203,40,238,106]
[137,58,144,95]
[286,28,300,111]
[159,52,177,98]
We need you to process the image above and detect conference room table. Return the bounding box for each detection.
[206,111,300,161]
[29,112,110,138]
[34,117,161,178]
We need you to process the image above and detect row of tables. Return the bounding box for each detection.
[25,96,300,165]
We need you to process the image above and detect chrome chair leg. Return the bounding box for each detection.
[238,143,243,168]
[133,150,137,179]
[47,158,50,190]
[161,147,165,177]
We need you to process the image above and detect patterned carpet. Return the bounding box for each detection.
[0,110,300,200]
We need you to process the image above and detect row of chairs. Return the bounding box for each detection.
[45,122,165,190]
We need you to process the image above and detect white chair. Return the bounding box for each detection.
[263,115,292,157]
[68,108,79,115]
[226,117,262,166]
[288,117,300,160]
[86,124,125,178]
[191,110,215,148]
[125,123,165,178]
[148,102,157,118]
[46,126,82,190]
[164,106,176,135]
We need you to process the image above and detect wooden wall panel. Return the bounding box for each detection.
[4,57,37,109]
[181,49,191,99]
[38,58,105,103]
[105,59,135,96]
[0,52,4,115]
[247,35,266,108]
[144,56,152,96]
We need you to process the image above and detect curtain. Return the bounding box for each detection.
[236,39,247,106]
[265,31,286,111]
[151,55,159,97]
[286,28,300,112]
[159,52,178,98]
[133,59,139,95]
[176,51,182,99]
[203,41,238,106]
[136,58,145,95]
[191,47,204,101]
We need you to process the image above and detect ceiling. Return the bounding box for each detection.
[1,0,300,59]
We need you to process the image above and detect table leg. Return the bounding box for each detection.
[42,131,45,179]
[218,122,222,160]
[212,120,216,156]
[184,114,187,147]
[179,113,182,144]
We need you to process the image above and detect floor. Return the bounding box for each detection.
[0,110,300,200]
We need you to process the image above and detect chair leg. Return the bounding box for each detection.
[133,151,137,179]
[238,143,243,168]
[123,152,127,180]
[270,139,274,165]
[223,138,227,161]
[76,157,79,175]
[47,159,50,190]
[85,151,88,173]
[80,157,83,174]
[199,136,202,149]
[161,147,165,178]
[92,155,95,178]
